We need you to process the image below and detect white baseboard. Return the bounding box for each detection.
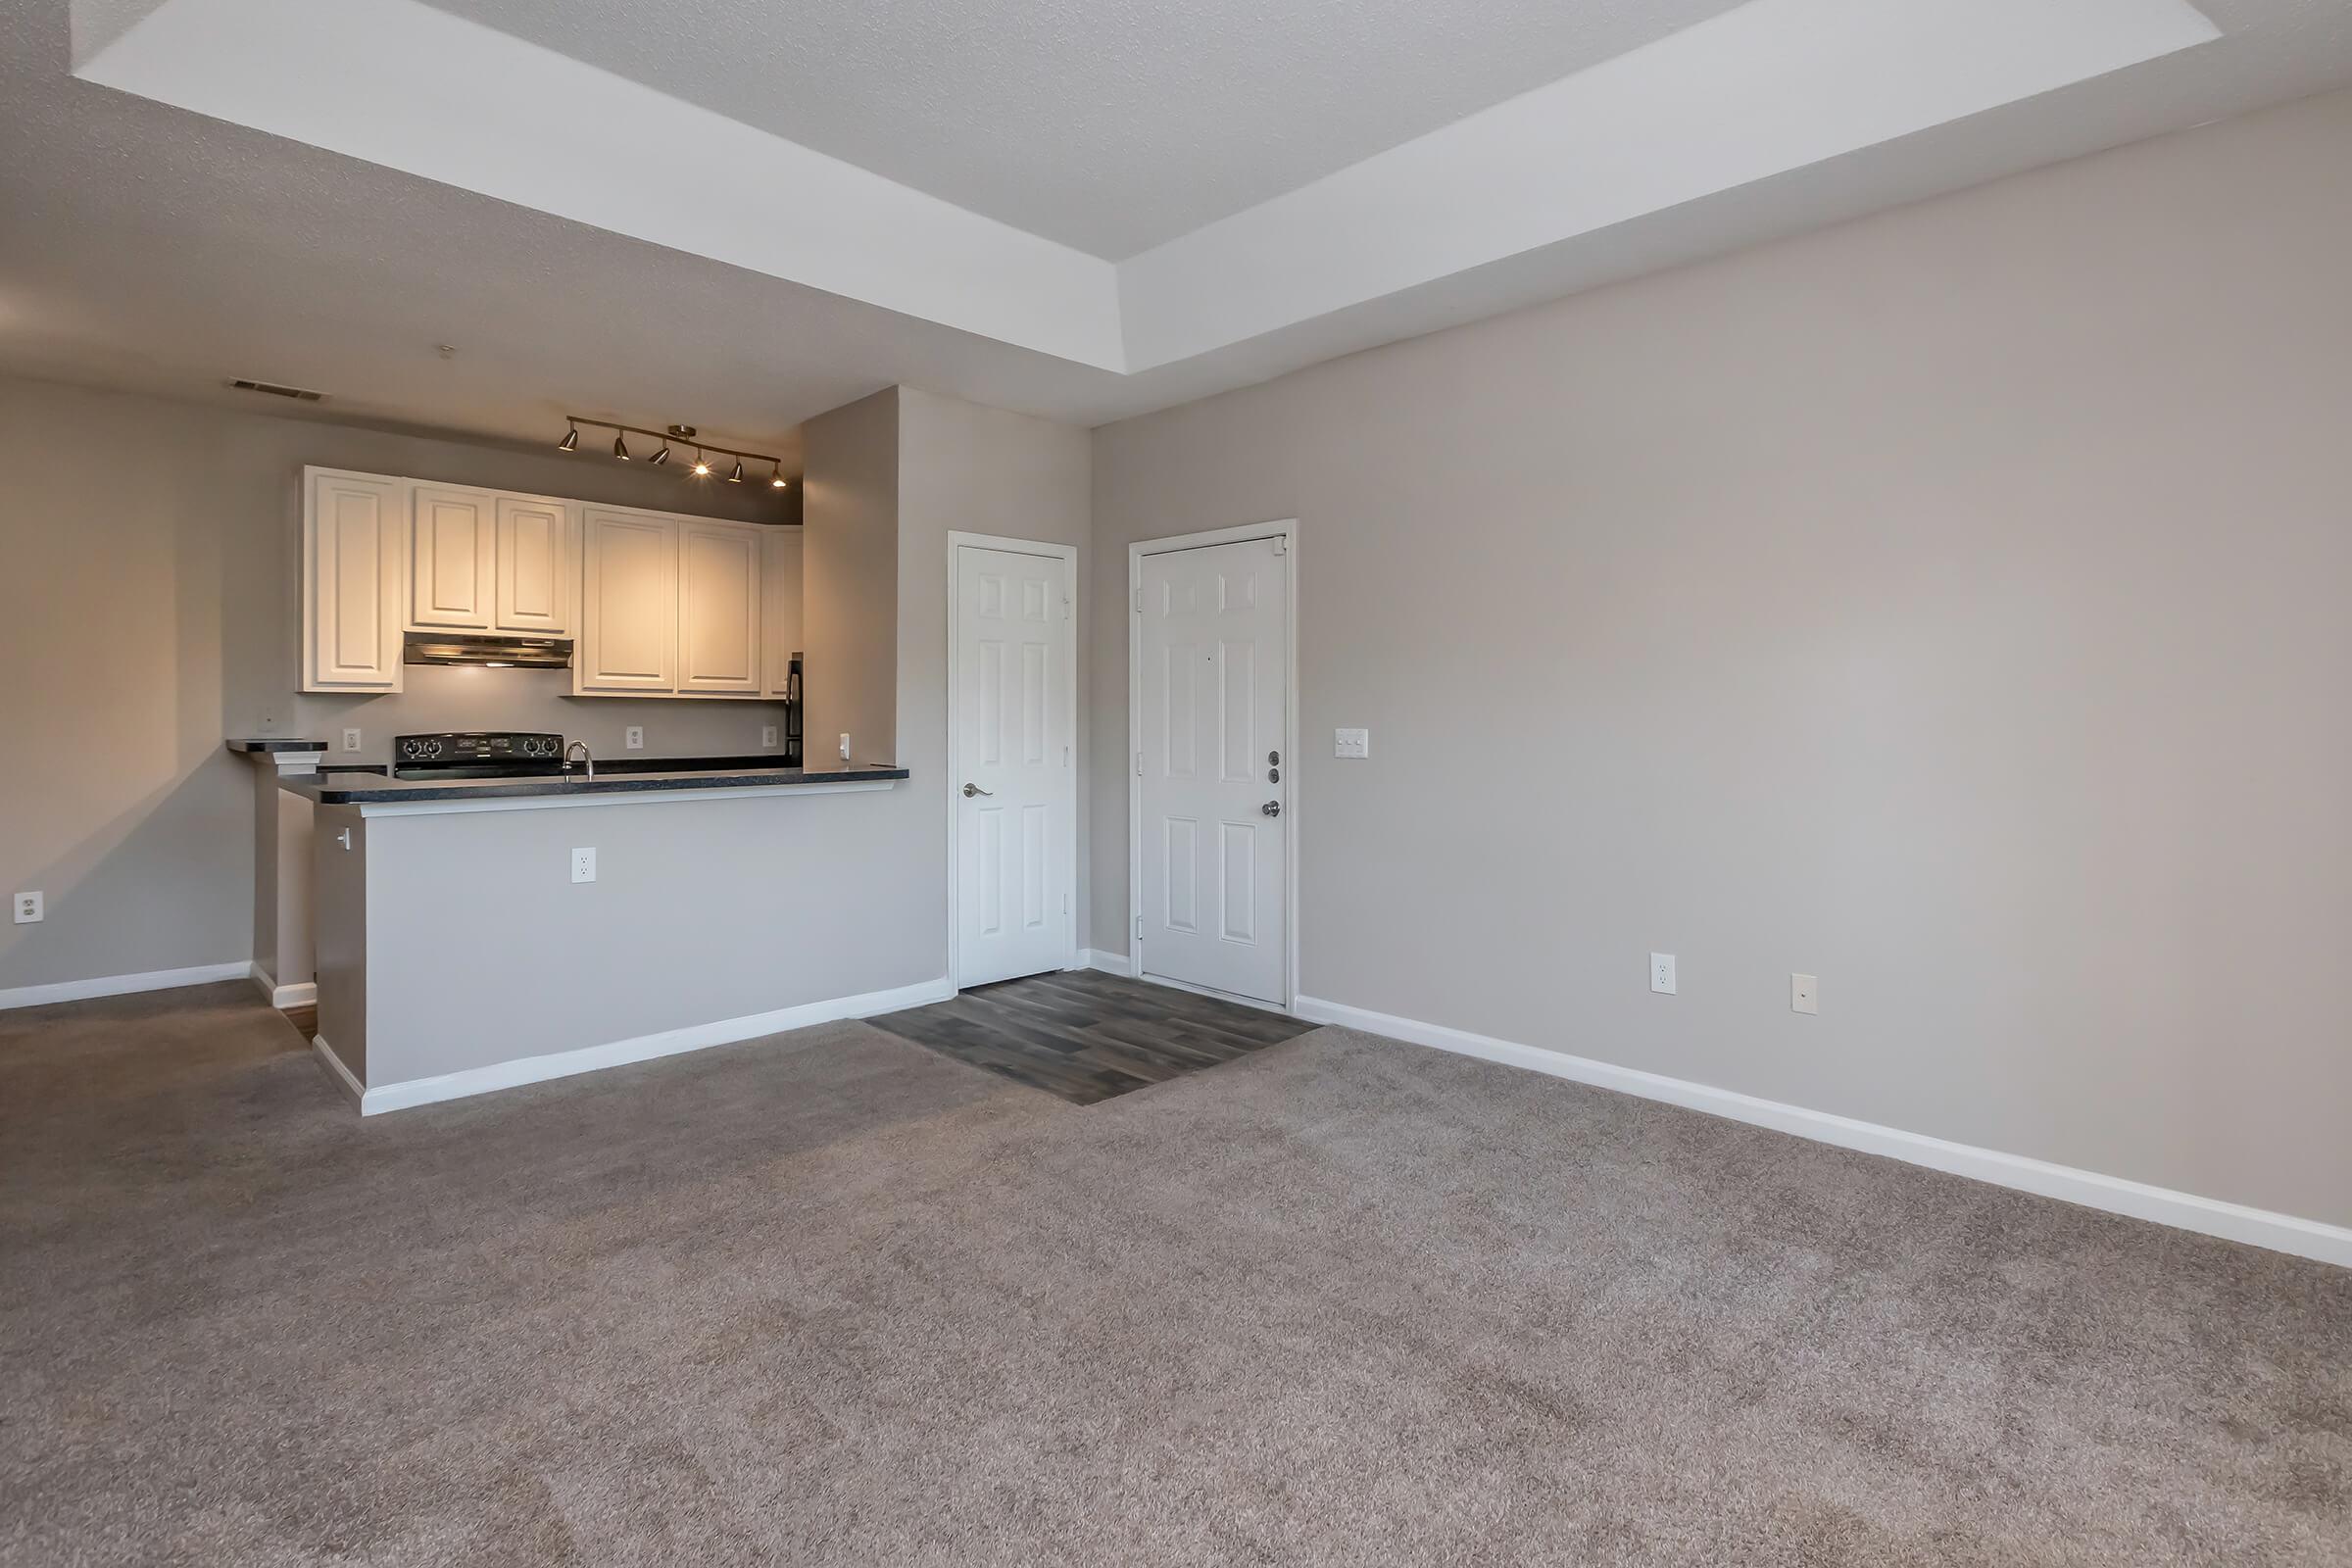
[247,962,317,1010]
[354,976,957,1116]
[0,961,249,1012]
[1294,995,2352,1271]
[1079,948,1133,976]
[313,1034,365,1107]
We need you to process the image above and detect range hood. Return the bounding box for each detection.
[402,632,573,668]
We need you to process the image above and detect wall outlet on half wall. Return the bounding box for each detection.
[13,891,40,924]
[1650,953,1676,995]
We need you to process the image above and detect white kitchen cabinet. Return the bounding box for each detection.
[576,507,676,692]
[676,520,763,695]
[407,483,498,631]
[762,526,803,699]
[493,496,571,635]
[304,467,407,692]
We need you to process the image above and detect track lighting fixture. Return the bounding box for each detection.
[559,416,789,499]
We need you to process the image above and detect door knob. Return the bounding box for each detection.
[1260,801,1281,817]
[962,782,993,798]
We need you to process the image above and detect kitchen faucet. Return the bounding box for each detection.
[564,740,594,779]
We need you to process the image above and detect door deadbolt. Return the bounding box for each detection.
[1268,750,1281,765]
[1268,766,1280,783]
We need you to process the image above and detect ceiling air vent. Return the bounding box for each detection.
[226,377,326,402]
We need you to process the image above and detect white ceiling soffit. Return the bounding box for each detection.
[74,0,2220,382]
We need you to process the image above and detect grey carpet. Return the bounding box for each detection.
[2,983,2346,1566]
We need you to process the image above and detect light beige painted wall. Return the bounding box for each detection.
[1088,88,2352,1227]
[344,787,932,1086]
[0,376,797,993]
[801,388,900,768]
[798,385,1095,987]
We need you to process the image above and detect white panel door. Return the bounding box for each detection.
[1138,537,1288,1004]
[956,545,1075,987]
[493,496,570,635]
[407,484,497,630]
[676,521,762,694]
[577,508,676,692]
[304,467,405,691]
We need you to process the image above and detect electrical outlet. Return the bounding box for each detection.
[1790,973,1819,1015]
[1650,953,1677,995]
[761,724,779,748]
[839,733,852,761]
[13,891,41,924]
[570,847,597,884]
[624,726,644,751]
[341,727,362,753]
[1334,727,1370,759]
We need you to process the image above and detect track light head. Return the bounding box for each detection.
[558,424,579,453]
[691,452,712,478]
[727,459,744,483]
[770,465,787,489]
[612,432,630,461]
[649,444,670,466]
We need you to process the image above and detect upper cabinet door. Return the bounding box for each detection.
[305,467,406,692]
[761,527,803,699]
[578,508,676,692]
[494,497,571,635]
[677,520,763,695]
[408,484,497,630]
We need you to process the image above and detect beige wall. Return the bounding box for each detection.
[0,377,796,993]
[801,388,900,768]
[1088,88,2352,1227]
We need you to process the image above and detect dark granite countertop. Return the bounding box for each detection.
[226,739,329,754]
[284,763,908,806]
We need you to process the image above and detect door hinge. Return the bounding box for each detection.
[1133,588,1144,612]
[1272,536,1288,557]
[1134,914,1144,942]
[1135,751,1144,776]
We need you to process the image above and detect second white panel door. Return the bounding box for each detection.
[1137,536,1288,1004]
[955,544,1074,987]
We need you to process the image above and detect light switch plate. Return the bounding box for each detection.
[1791,973,1819,1014]
[570,848,596,884]
[1650,953,1677,995]
[13,891,41,924]
[624,726,644,751]
[1334,727,1370,759]
[341,727,362,753]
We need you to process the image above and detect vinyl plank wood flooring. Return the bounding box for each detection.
[866,969,1312,1104]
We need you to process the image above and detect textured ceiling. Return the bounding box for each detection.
[417,0,1749,258]
[4,0,2352,459]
